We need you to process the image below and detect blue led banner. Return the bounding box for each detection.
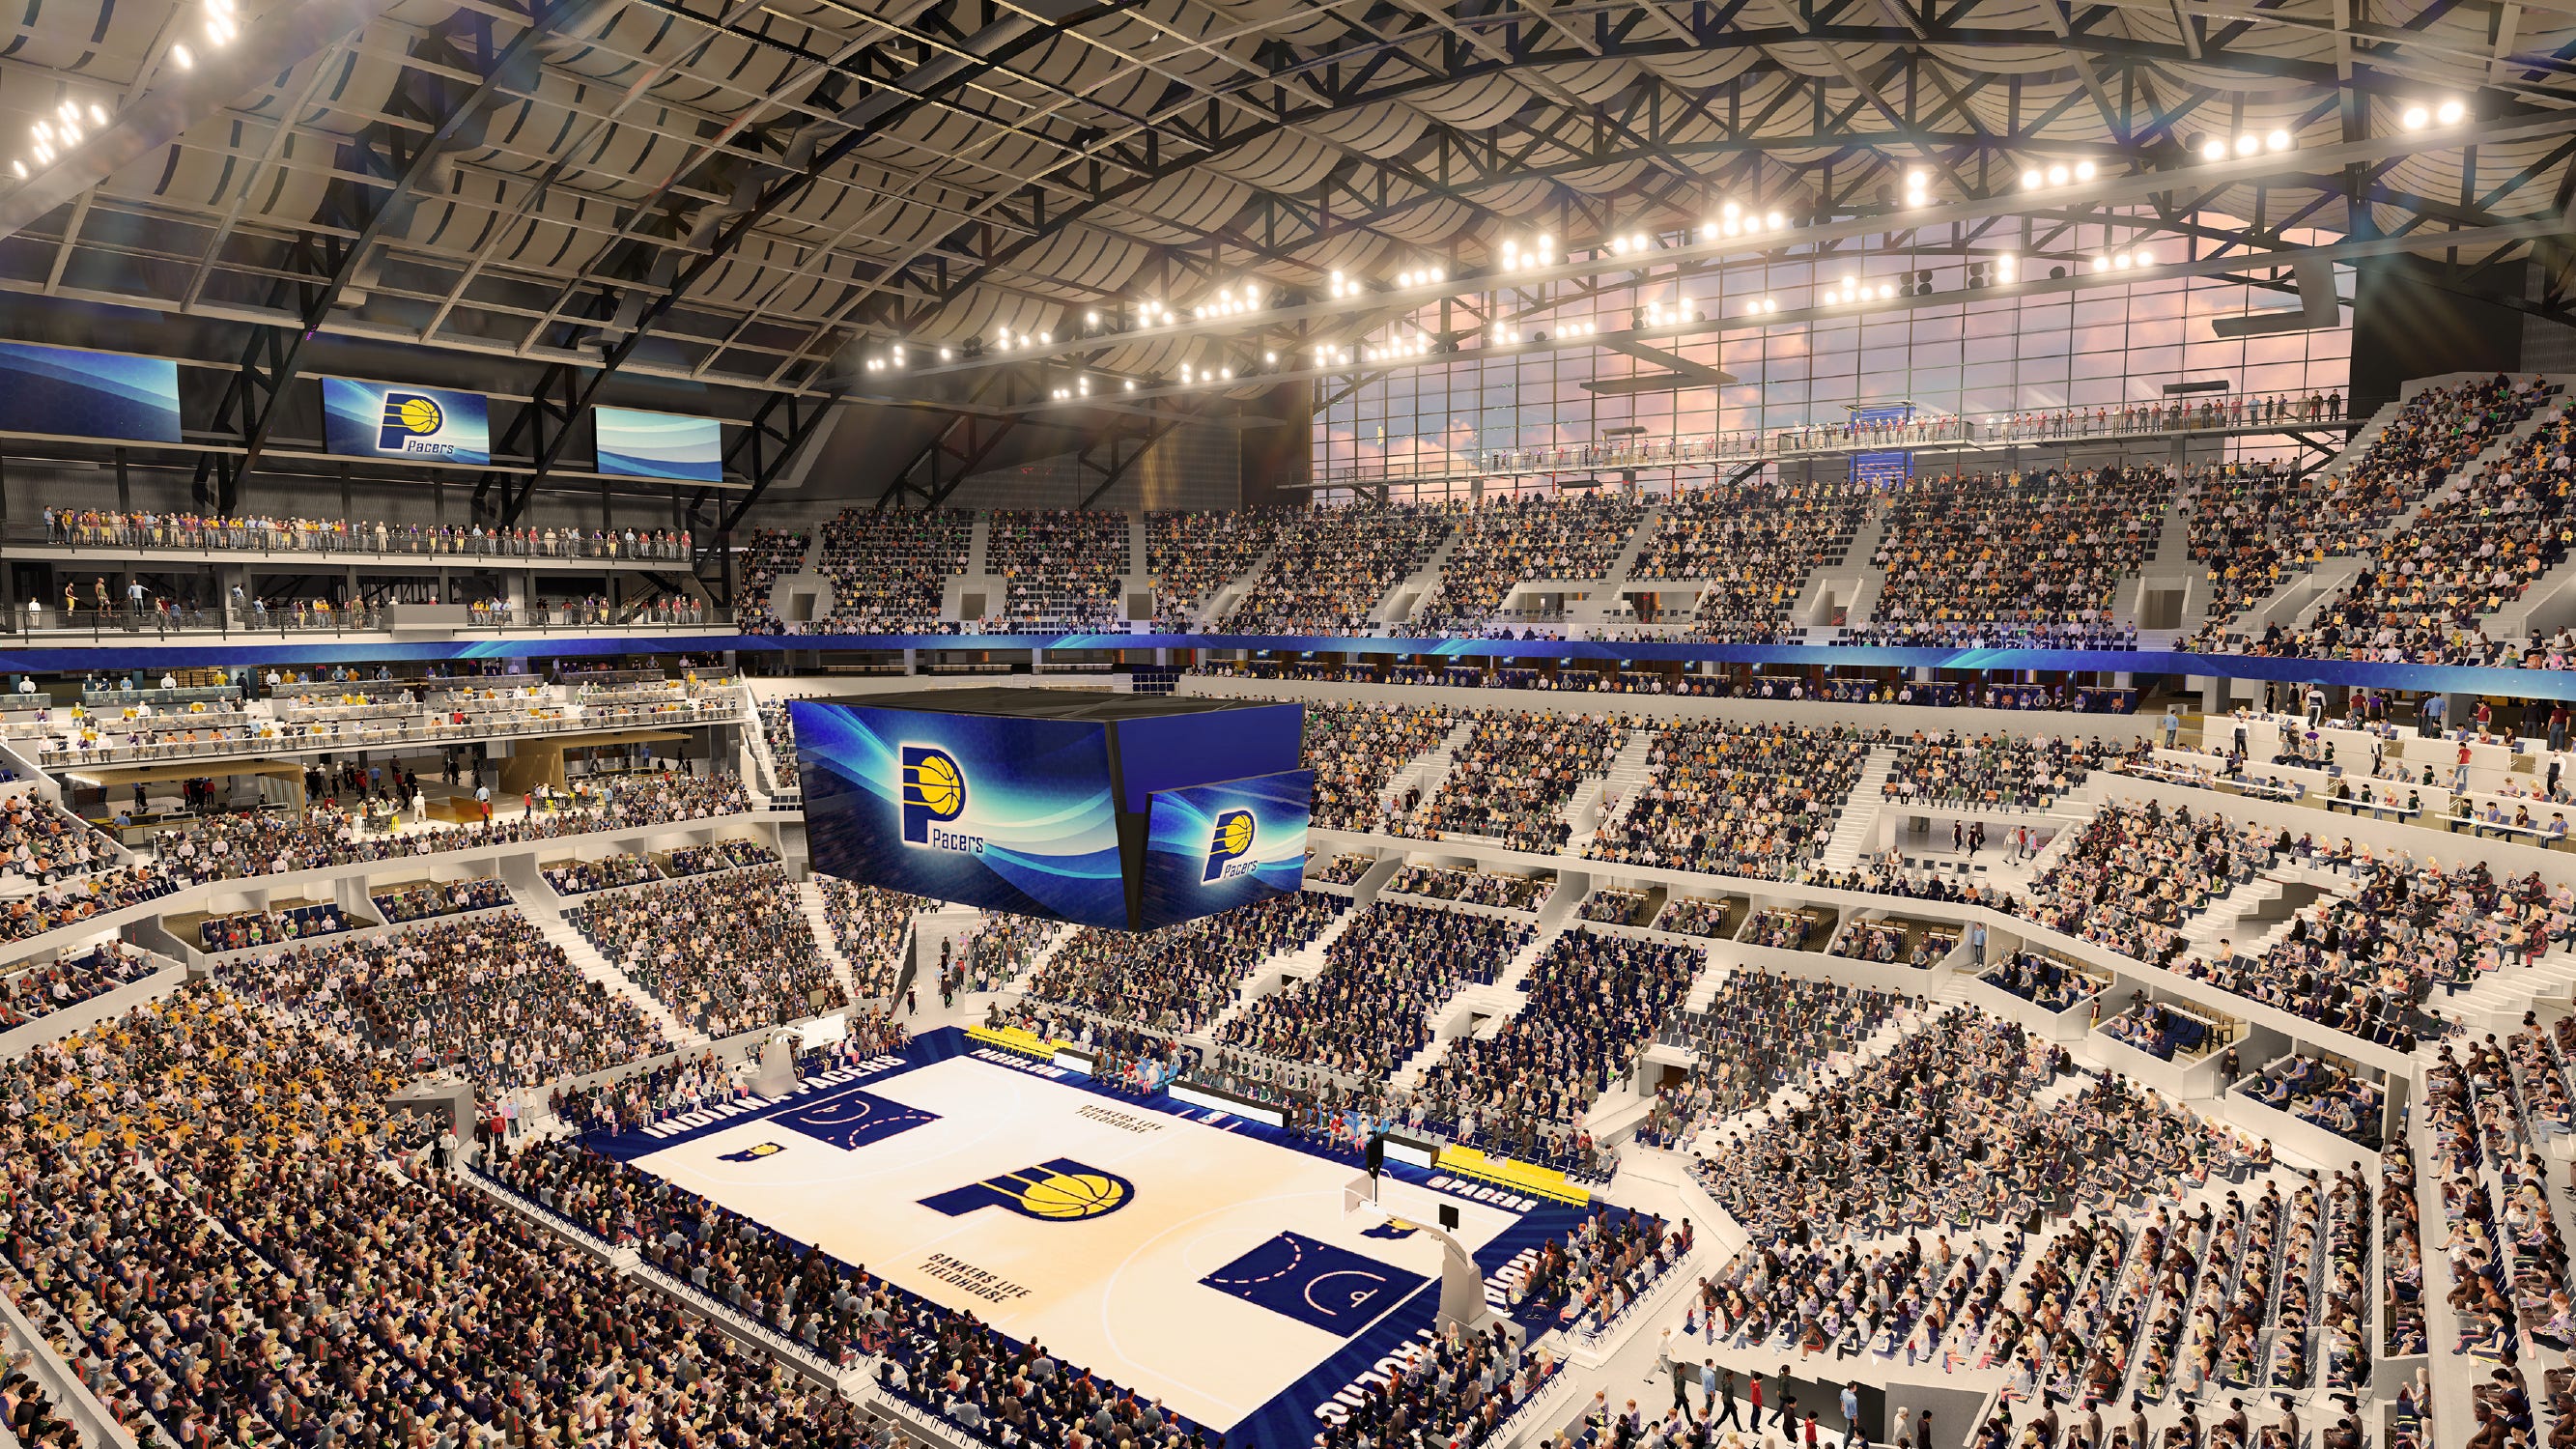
[792,698,1128,928]
[595,406,722,482]
[1137,769,1313,930]
[18,634,2576,706]
[0,343,181,443]
[322,378,492,465]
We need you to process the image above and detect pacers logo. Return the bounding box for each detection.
[717,1141,785,1162]
[898,744,980,852]
[1203,808,1259,883]
[375,391,461,456]
[920,1157,1134,1222]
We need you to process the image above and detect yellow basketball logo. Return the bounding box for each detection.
[900,744,970,845]
[1203,808,1260,882]
[376,391,449,450]
[921,1156,1135,1221]
[1014,1169,1130,1219]
[394,395,443,434]
[911,753,963,815]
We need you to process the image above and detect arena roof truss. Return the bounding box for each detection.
[0,0,2571,518]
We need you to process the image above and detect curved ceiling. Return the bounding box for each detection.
[0,0,2567,405]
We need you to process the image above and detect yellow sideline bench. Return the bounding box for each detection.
[967,1024,1069,1060]
[1437,1145,1591,1206]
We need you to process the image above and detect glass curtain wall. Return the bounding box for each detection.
[1313,214,2353,503]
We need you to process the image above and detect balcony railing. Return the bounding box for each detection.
[0,603,731,640]
[20,521,693,563]
[1319,386,2354,492]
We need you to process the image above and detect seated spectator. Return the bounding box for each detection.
[1022,891,1341,1032]
[1303,699,1463,831]
[1411,928,1700,1175]
[1880,728,2106,810]
[1219,899,1529,1077]
[226,909,672,1087]
[1628,477,1872,641]
[1407,493,1643,633]
[1384,863,1546,909]
[987,509,1130,631]
[370,877,512,923]
[1857,465,2166,646]
[809,509,971,634]
[1591,721,1868,879]
[1224,501,1452,634]
[817,876,928,996]
[1148,508,1289,626]
[1399,710,1634,852]
[1639,970,1896,1148]
[567,865,847,1037]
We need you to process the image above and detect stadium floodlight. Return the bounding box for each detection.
[2046,164,2069,185]
[2021,168,2044,189]
[2074,160,2097,182]
[2401,104,2430,129]
[2266,129,2293,152]
[172,43,193,67]
[2200,138,2226,160]
[2438,99,2467,124]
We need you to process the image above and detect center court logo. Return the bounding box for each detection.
[920,1157,1133,1222]
[375,391,466,457]
[898,744,981,852]
[1203,808,1259,883]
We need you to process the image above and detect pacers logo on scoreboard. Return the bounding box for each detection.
[371,391,475,458]
[898,744,981,852]
[1203,808,1259,883]
[920,1157,1134,1222]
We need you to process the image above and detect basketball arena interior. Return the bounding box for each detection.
[7,3,2576,1448]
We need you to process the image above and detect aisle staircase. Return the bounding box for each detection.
[1390,918,1568,1090]
[1380,720,1478,828]
[1814,748,1898,873]
[1374,524,1465,627]
[1566,504,1663,633]
[1563,731,1659,858]
[529,906,701,1047]
[1194,546,1276,629]
[794,880,866,999]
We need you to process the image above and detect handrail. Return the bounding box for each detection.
[1317,386,2355,491]
[0,605,731,640]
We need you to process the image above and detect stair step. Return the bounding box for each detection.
[530,904,704,1048]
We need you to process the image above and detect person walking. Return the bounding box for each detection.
[2162,706,2181,750]
[1705,1364,1730,1425]
[1839,1383,1863,1449]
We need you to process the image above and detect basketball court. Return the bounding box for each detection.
[603,1039,1540,1431]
